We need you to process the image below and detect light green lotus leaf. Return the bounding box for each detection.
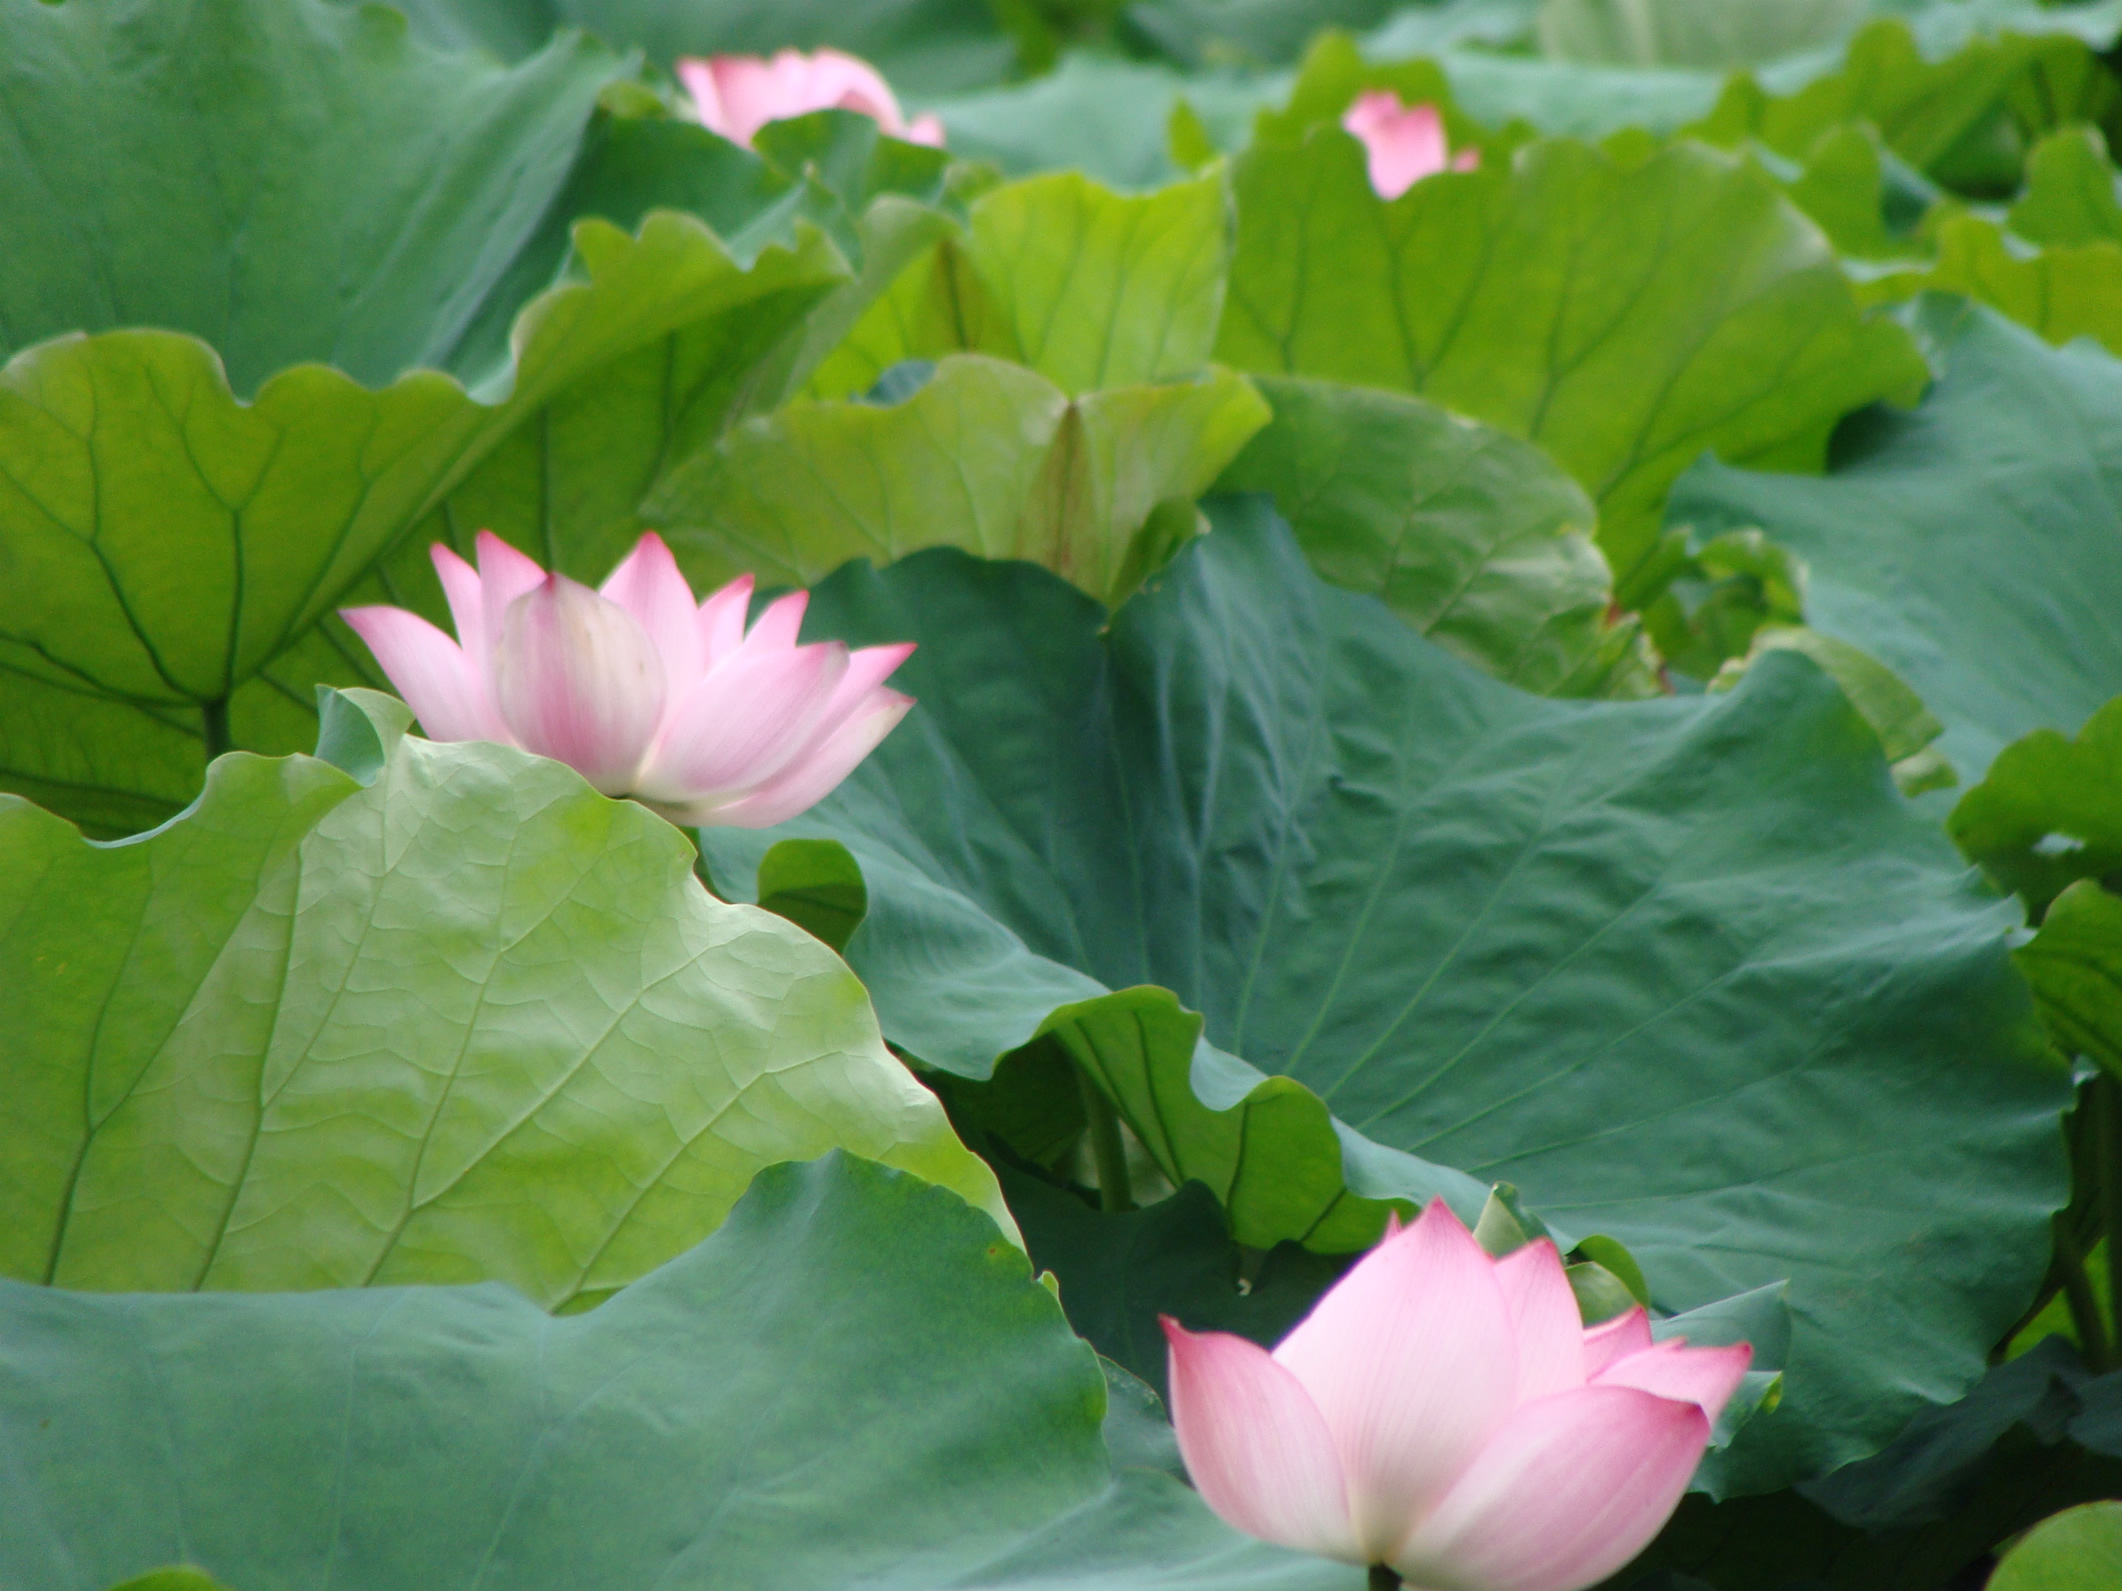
[0,688,1006,1305]
[1217,129,1926,594]
[647,353,1268,608]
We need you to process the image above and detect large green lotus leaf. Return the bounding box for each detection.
[647,354,1268,607]
[0,0,624,395]
[0,215,848,835]
[1687,15,2122,194]
[1217,373,1645,697]
[358,0,1018,92]
[0,1153,1351,1591]
[0,688,1006,1305]
[812,169,1228,400]
[699,501,2066,1491]
[1668,300,2122,785]
[1217,130,1927,593]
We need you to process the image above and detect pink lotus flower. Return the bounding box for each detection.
[1163,1201,1750,1591]
[340,532,913,828]
[1342,91,1480,200]
[677,49,945,149]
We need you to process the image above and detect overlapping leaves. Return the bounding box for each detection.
[701,504,2066,1492]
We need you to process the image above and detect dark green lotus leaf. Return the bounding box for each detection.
[1538,0,1866,68]
[1217,373,1646,697]
[1668,300,2122,785]
[0,0,624,394]
[1217,128,1927,592]
[355,0,1018,92]
[649,354,1268,607]
[4,1154,1352,1591]
[814,169,1228,400]
[0,688,1005,1304]
[699,499,2065,1491]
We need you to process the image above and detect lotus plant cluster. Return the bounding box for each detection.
[5,1,2112,1587]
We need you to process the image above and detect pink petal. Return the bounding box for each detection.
[1392,1386,1711,1591]
[339,605,509,746]
[1595,1339,1753,1426]
[600,532,706,689]
[905,112,946,147]
[490,575,667,794]
[807,48,906,125]
[1162,1318,1363,1564]
[632,641,848,805]
[1272,1198,1517,1563]
[697,573,757,670]
[474,531,550,672]
[682,687,912,828]
[1583,1307,1653,1376]
[675,57,733,139]
[1494,1240,1584,1403]
[431,543,488,656]
[742,588,810,653]
[1452,147,1482,172]
[1342,91,1455,201]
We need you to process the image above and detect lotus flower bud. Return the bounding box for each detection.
[342,531,914,828]
[1162,1199,1750,1591]
[1341,91,1480,200]
[676,48,944,149]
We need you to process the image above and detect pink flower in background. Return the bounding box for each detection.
[1341,90,1479,200]
[341,532,913,829]
[1162,1201,1750,1591]
[677,49,944,149]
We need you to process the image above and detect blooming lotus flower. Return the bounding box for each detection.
[1342,91,1480,200]
[677,48,945,149]
[340,532,914,828]
[1163,1201,1750,1591]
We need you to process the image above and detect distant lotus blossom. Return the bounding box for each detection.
[341,532,914,829]
[1163,1200,1750,1591]
[1341,90,1479,199]
[677,48,944,149]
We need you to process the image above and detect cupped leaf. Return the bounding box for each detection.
[648,353,1269,607]
[1950,695,2122,914]
[0,0,624,394]
[0,214,848,834]
[3,1153,1353,1591]
[2015,881,2122,1079]
[1668,299,2122,784]
[1910,213,2122,356]
[700,501,2066,1491]
[0,689,1005,1305]
[1217,128,1927,591]
[813,169,1229,399]
[2010,124,2122,247]
[1217,373,1643,696]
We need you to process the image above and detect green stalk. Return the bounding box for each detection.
[2097,1073,2122,1348]
[1369,1566,1402,1590]
[1077,1069,1134,1213]
[2054,1210,2113,1372]
[202,697,233,761]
